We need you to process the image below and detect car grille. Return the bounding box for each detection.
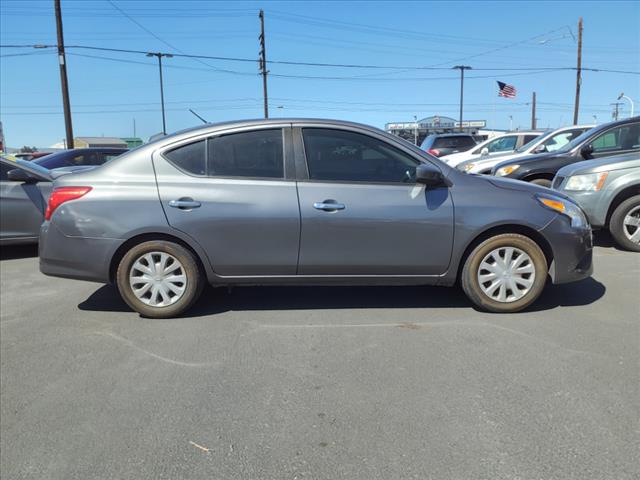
[552,176,564,189]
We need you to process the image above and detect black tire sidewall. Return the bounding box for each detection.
[116,240,203,318]
[530,178,552,188]
[462,234,548,313]
[609,195,640,252]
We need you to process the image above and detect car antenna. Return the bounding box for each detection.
[189,109,209,124]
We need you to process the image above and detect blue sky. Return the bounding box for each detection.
[1,0,638,148]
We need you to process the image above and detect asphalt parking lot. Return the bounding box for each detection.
[1,234,638,480]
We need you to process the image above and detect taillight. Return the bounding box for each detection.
[45,187,92,221]
[427,148,441,157]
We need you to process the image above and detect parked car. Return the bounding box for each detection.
[552,152,639,251]
[33,147,127,170]
[493,117,640,187]
[419,133,477,157]
[442,130,544,167]
[38,119,593,318]
[458,125,594,174]
[0,156,53,245]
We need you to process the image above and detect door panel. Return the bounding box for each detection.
[152,128,300,277]
[297,182,454,275]
[0,181,48,240]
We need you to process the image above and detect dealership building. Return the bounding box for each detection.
[386,115,500,145]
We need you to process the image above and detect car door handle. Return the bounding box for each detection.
[313,201,346,212]
[169,199,201,209]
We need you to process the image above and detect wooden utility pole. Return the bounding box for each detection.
[531,91,537,129]
[259,10,269,119]
[54,0,73,149]
[452,65,472,131]
[573,17,583,125]
[611,102,623,121]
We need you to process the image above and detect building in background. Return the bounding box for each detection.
[386,115,493,145]
[121,137,143,149]
[73,137,128,149]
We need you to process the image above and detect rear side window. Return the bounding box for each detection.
[208,129,283,178]
[523,135,539,145]
[164,140,206,175]
[433,136,476,149]
[484,136,518,153]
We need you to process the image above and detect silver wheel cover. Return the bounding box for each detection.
[129,252,187,307]
[477,246,536,303]
[622,205,640,244]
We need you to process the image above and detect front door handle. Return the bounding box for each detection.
[169,198,201,210]
[313,201,346,212]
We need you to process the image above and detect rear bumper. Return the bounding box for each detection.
[39,222,120,284]
[540,215,593,284]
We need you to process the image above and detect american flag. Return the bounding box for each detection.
[497,81,517,98]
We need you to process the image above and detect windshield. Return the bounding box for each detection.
[515,131,551,153]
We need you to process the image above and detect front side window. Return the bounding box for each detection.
[486,136,518,153]
[591,123,640,153]
[207,129,283,178]
[302,128,420,183]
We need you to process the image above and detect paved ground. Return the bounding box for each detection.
[1,234,638,480]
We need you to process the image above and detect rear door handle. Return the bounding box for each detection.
[313,201,345,212]
[169,199,201,209]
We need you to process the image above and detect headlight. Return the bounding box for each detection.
[536,194,588,229]
[461,163,475,172]
[495,164,520,176]
[564,172,608,191]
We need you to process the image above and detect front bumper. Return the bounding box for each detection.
[540,215,593,284]
[39,222,121,284]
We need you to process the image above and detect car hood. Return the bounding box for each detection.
[556,153,640,177]
[477,173,572,200]
[492,151,574,173]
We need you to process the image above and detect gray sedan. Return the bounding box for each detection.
[39,119,593,318]
[553,152,640,251]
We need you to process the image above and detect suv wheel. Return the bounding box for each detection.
[461,234,548,313]
[116,240,204,318]
[530,178,552,188]
[609,195,640,252]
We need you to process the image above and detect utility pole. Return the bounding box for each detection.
[413,115,418,145]
[452,65,472,132]
[259,10,269,119]
[146,52,173,134]
[54,0,73,149]
[531,91,537,129]
[611,102,623,121]
[573,17,583,125]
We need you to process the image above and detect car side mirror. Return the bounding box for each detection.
[7,168,38,183]
[480,147,489,155]
[534,144,547,153]
[416,164,449,188]
[580,144,594,159]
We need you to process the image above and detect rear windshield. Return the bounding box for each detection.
[433,136,476,148]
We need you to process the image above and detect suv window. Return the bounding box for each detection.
[433,136,476,149]
[165,140,206,175]
[591,123,640,153]
[208,129,283,178]
[543,130,584,152]
[522,135,539,145]
[484,136,517,153]
[302,128,420,183]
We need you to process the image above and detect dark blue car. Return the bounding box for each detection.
[34,148,127,170]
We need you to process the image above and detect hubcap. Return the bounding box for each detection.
[129,252,187,307]
[477,247,535,303]
[622,206,640,244]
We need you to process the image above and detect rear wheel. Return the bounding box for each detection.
[461,234,548,313]
[609,195,640,252]
[116,240,204,318]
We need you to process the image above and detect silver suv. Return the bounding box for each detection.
[38,119,593,318]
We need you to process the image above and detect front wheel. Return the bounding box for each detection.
[461,234,548,313]
[116,240,204,318]
[529,178,552,188]
[609,195,640,252]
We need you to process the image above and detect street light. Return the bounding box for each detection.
[617,92,635,118]
[146,52,173,134]
[413,115,418,145]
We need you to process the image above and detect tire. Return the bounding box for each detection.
[116,240,204,318]
[461,233,548,313]
[609,195,640,252]
[530,178,552,188]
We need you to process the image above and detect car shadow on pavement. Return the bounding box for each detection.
[0,244,39,260]
[592,230,626,251]
[78,277,606,318]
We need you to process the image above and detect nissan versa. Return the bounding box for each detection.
[38,119,593,318]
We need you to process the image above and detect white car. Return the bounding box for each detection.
[441,131,543,167]
[457,125,595,174]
